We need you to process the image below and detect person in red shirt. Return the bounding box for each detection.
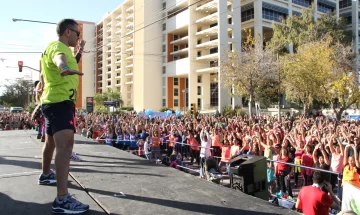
[296,171,340,215]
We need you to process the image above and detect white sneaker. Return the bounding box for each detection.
[70,152,82,162]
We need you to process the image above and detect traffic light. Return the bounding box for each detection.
[190,103,196,116]
[18,61,23,72]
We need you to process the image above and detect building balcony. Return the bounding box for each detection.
[196,66,218,73]
[106,21,112,26]
[126,54,133,60]
[115,60,121,64]
[97,80,103,83]
[126,5,134,13]
[166,57,189,76]
[196,25,219,37]
[170,47,189,55]
[106,64,112,68]
[106,77,111,81]
[115,22,122,27]
[115,51,121,56]
[126,22,134,29]
[115,44,121,49]
[106,85,112,88]
[115,14,122,20]
[170,35,189,45]
[196,53,218,61]
[126,13,134,21]
[125,81,133,85]
[196,39,218,49]
[106,56,112,60]
[126,38,134,44]
[126,47,134,52]
[115,67,121,72]
[115,75,121,79]
[106,70,112,74]
[107,35,112,40]
[125,64,134,68]
[115,29,122,35]
[106,28,112,33]
[125,72,133,76]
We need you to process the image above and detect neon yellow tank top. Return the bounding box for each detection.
[40,41,79,104]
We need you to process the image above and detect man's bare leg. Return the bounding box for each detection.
[42,134,55,175]
[53,129,74,199]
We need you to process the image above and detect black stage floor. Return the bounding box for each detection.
[0,130,298,215]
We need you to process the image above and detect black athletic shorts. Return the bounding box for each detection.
[41,100,76,136]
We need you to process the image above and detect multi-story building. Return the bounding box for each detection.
[75,20,96,110]
[339,0,359,54]
[96,0,340,112]
[163,0,338,112]
[96,0,163,110]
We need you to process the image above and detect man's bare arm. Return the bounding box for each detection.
[52,54,83,76]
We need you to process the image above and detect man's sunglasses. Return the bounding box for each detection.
[69,28,80,37]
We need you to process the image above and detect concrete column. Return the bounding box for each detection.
[231,0,243,108]
[217,0,231,112]
[188,0,199,108]
[120,6,128,105]
[254,0,263,42]
[336,0,339,22]
[202,73,210,111]
[314,0,318,20]
[352,0,359,75]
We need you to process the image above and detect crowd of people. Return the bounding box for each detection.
[2,106,360,214]
[73,111,360,213]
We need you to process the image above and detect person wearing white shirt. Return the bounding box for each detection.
[200,128,211,178]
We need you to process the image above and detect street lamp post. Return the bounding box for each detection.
[182,89,186,114]
[12,18,56,25]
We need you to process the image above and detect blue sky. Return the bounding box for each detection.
[0,0,124,92]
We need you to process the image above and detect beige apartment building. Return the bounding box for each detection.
[95,0,360,112]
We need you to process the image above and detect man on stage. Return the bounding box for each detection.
[38,18,89,214]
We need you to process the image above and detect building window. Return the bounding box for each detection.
[174,45,179,51]
[317,3,334,13]
[174,99,179,107]
[162,66,166,74]
[197,86,201,95]
[162,44,166,52]
[197,40,201,44]
[210,47,218,54]
[174,78,178,86]
[292,0,310,8]
[163,2,166,9]
[116,80,120,84]
[173,56,179,61]
[162,77,166,86]
[163,23,166,31]
[197,51,201,57]
[162,34,166,42]
[197,98,201,109]
[197,76,202,83]
[210,83,219,107]
[262,8,287,22]
[162,56,166,63]
[339,0,352,9]
[174,35,178,40]
[162,99,166,107]
[210,23,217,28]
[174,88,179,96]
[241,9,254,22]
[108,81,111,86]
[228,17,232,24]
[108,74,111,79]
[162,87,166,97]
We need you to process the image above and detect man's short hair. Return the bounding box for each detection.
[34,80,39,87]
[313,171,325,184]
[56,19,78,37]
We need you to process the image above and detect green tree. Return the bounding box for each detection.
[0,78,33,107]
[93,89,123,112]
[269,6,351,54]
[327,42,360,120]
[220,30,277,118]
[282,40,334,115]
